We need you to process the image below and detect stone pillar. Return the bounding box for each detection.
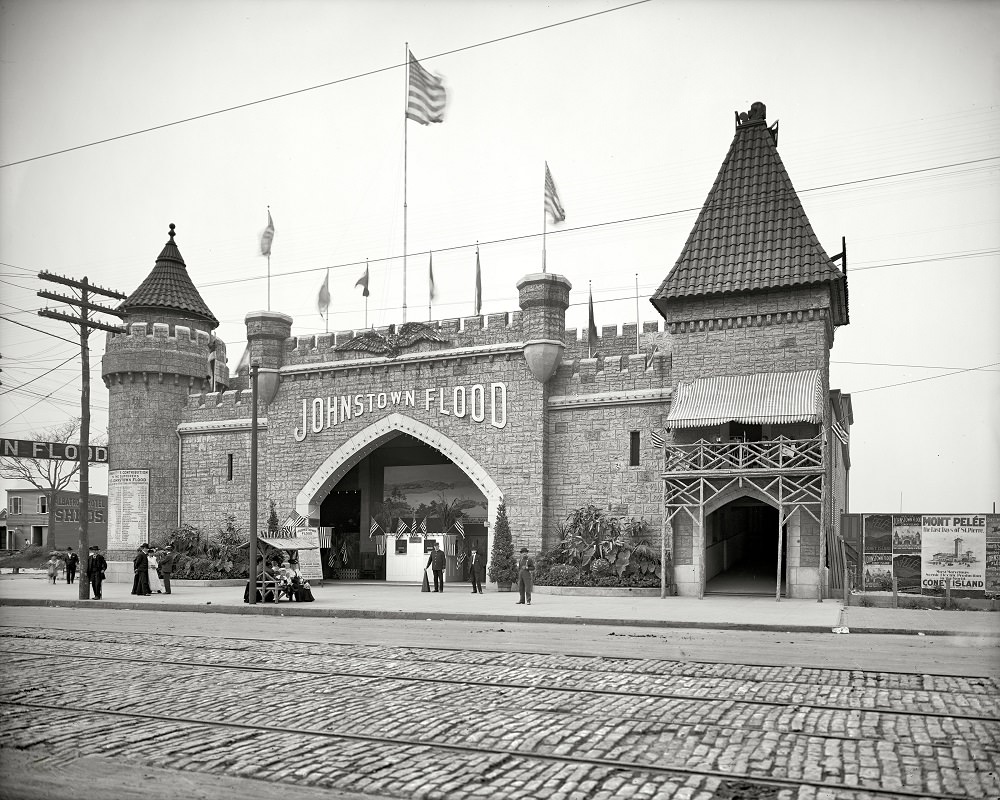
[244,310,293,372]
[516,273,571,383]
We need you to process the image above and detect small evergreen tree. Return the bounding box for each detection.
[267,501,280,535]
[487,500,518,585]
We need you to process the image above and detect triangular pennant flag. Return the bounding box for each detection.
[318,269,330,317]
[429,252,436,303]
[474,246,482,316]
[588,283,599,358]
[355,263,370,297]
[260,210,275,256]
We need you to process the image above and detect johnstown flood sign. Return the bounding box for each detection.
[1,438,109,464]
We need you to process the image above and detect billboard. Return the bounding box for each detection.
[858,513,996,596]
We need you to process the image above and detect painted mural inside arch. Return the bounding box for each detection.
[862,514,1000,595]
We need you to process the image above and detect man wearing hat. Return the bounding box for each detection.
[157,545,176,594]
[86,545,107,600]
[516,547,535,605]
[64,546,79,584]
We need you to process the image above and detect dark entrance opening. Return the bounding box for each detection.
[705,499,786,595]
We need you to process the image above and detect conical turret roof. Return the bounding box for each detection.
[120,224,219,327]
[652,103,847,324]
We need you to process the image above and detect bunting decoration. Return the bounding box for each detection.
[318,269,331,317]
[260,210,275,256]
[406,51,447,125]
[544,163,566,223]
[831,419,850,445]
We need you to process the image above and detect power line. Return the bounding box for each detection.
[0,315,80,346]
[0,0,652,169]
[850,361,1000,394]
[0,354,79,396]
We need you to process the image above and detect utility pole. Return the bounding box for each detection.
[38,273,126,600]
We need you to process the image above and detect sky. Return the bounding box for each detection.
[1,0,998,513]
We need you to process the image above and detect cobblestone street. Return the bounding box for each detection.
[0,609,997,799]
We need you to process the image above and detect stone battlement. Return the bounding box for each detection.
[105,322,214,353]
[280,312,525,367]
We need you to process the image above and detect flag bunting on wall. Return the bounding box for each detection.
[406,51,447,125]
[260,210,275,256]
[544,163,566,223]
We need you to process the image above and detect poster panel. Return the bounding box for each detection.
[891,514,922,592]
[863,553,893,591]
[862,514,891,590]
[985,515,1000,595]
[294,527,323,582]
[106,469,149,550]
[920,515,987,591]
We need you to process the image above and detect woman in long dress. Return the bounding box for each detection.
[147,547,164,593]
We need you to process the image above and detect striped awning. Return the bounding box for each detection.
[665,370,823,429]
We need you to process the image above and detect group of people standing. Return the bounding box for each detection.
[131,543,175,596]
[423,544,535,604]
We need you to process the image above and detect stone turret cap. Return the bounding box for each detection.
[119,224,219,327]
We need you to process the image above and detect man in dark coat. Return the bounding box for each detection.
[467,547,484,594]
[86,545,107,600]
[157,545,175,594]
[65,547,79,584]
[516,547,535,605]
[425,543,447,592]
[131,544,151,596]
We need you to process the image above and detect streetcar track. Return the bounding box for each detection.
[4,647,997,768]
[1,699,978,800]
[3,626,996,697]
[3,640,997,726]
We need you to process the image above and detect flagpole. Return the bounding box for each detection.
[635,272,640,355]
[266,205,271,311]
[428,251,432,321]
[542,164,547,273]
[588,280,593,359]
[403,42,409,323]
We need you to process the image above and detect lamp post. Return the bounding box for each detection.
[248,364,281,606]
[248,364,260,604]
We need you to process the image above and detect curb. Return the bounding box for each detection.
[3,597,985,636]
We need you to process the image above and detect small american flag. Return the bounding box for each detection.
[831,419,849,445]
[396,519,408,538]
[544,162,566,223]
[369,519,380,538]
[650,430,665,448]
[420,517,428,535]
[406,51,447,125]
[454,519,465,538]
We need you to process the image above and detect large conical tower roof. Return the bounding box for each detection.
[120,224,219,327]
[651,102,847,325]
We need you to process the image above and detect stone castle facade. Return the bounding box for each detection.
[102,103,853,599]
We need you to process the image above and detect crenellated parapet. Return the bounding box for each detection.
[102,321,214,391]
[550,347,671,395]
[562,320,671,361]
[278,312,526,368]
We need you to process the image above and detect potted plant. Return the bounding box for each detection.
[487,500,517,591]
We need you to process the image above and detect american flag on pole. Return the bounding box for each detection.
[396,519,408,538]
[831,419,850,445]
[369,519,381,538]
[544,162,566,223]
[454,519,465,538]
[406,51,447,125]
[410,516,419,535]
[420,517,428,535]
[650,430,665,448]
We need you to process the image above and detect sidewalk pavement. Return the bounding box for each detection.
[1,573,998,637]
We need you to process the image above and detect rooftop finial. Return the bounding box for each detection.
[736,101,767,128]
[168,223,176,241]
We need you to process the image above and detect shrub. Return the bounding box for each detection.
[165,515,250,580]
[487,501,518,585]
[590,557,613,577]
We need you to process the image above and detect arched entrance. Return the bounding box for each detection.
[704,493,786,596]
[296,414,503,584]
